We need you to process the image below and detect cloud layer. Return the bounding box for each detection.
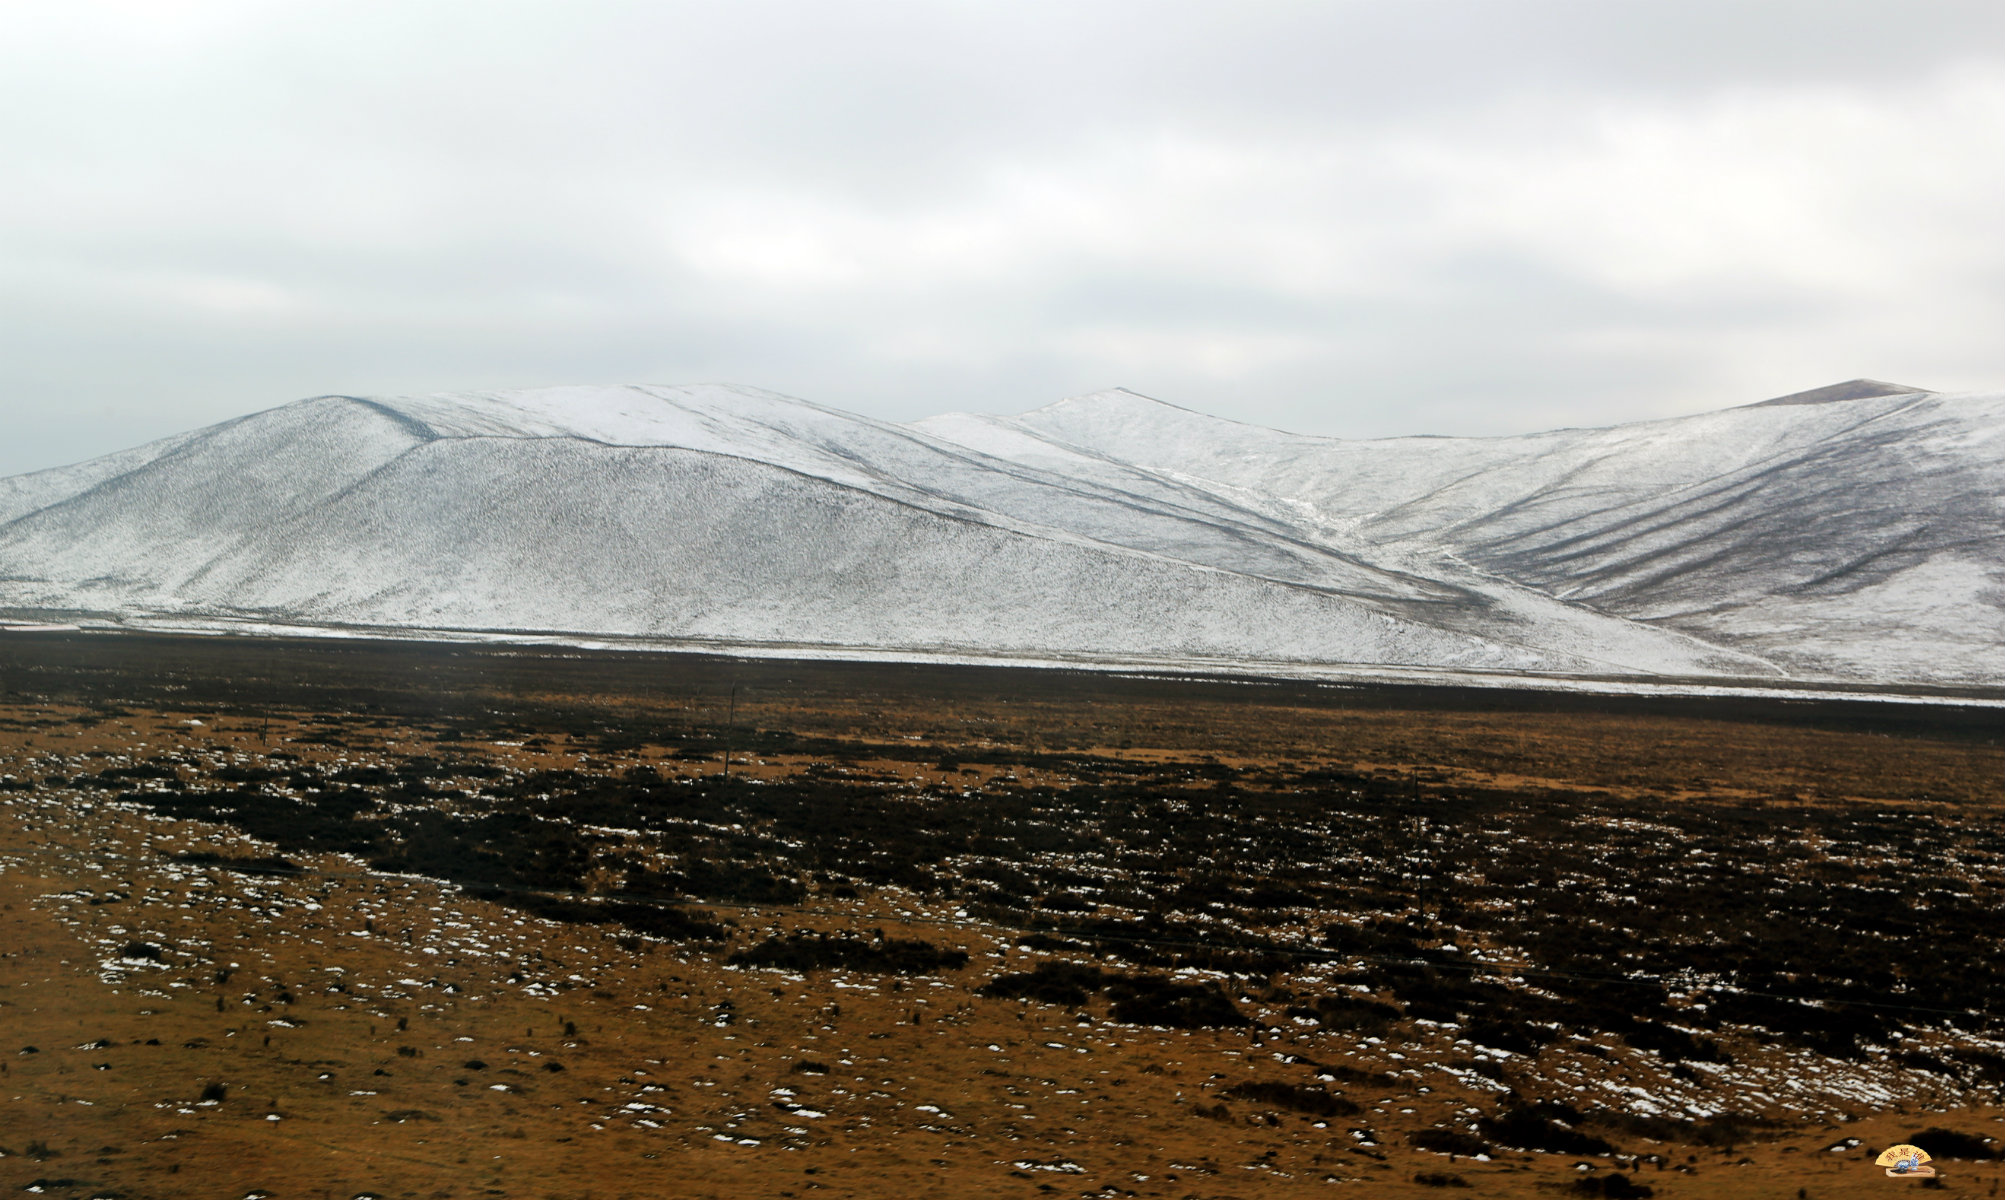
[4,0,2004,474]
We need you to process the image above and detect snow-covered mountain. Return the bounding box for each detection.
[2,380,1999,688]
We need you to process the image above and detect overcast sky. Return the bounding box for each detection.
[5,1,2004,476]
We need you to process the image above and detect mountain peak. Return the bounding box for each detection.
[1745,378,1929,408]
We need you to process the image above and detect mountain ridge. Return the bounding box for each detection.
[1745,377,1929,408]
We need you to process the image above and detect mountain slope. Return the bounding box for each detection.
[920,382,2002,683]
[1,385,1739,677]
[2,380,1997,687]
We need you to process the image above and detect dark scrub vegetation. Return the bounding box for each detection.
[1216,1079,1358,1117]
[981,962,1251,1028]
[74,720,2005,1058]
[1908,1127,2001,1159]
[16,631,2005,1071]
[1478,1101,1617,1155]
[726,931,968,975]
[69,725,2005,1065]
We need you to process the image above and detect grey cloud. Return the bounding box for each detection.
[2,0,2003,476]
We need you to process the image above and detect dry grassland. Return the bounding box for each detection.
[2,633,2003,1200]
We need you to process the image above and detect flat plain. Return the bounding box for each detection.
[2,633,2003,1199]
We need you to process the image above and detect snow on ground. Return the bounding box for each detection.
[1,380,1999,690]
